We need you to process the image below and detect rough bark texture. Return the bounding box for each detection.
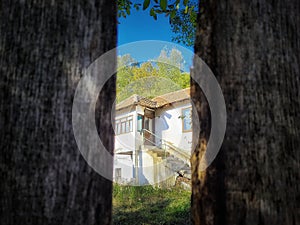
[0,1,116,224]
[192,0,300,224]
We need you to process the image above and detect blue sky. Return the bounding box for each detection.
[117,5,194,71]
[118,7,175,46]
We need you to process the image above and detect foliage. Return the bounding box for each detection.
[117,48,190,102]
[169,1,198,46]
[118,0,141,18]
[117,0,197,46]
[113,184,191,225]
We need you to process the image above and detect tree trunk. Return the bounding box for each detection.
[0,1,116,224]
[192,0,300,224]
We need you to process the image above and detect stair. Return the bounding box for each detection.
[147,148,191,182]
[141,129,191,187]
[165,155,190,177]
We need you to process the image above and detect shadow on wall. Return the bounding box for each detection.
[155,112,172,143]
[137,151,149,185]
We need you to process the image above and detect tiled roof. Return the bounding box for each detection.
[138,97,157,108]
[152,88,190,107]
[116,88,190,111]
[116,94,138,111]
[116,94,157,111]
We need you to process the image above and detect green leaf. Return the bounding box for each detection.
[170,10,176,19]
[183,0,189,6]
[160,0,167,11]
[143,0,150,10]
[150,8,155,16]
[134,3,141,10]
[184,6,188,14]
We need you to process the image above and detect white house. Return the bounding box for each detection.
[113,88,192,186]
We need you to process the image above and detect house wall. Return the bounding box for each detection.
[113,154,134,183]
[115,108,136,152]
[155,100,192,153]
[114,99,193,185]
[135,105,144,150]
[114,108,137,184]
[138,150,154,185]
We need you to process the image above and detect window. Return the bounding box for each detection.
[121,122,126,133]
[115,115,133,135]
[116,123,121,134]
[182,107,192,132]
[137,114,143,132]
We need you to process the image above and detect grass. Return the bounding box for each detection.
[112,184,191,225]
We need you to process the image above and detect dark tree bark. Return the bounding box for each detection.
[191,0,300,224]
[0,1,116,224]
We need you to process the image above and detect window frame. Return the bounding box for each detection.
[115,115,133,135]
[137,114,144,132]
[182,107,192,133]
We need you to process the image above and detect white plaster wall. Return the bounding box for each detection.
[135,105,145,150]
[138,150,154,185]
[114,109,137,184]
[114,101,192,185]
[155,100,192,153]
[113,154,134,183]
[114,109,137,152]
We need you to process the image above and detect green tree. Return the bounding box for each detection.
[157,48,184,80]
[132,61,159,80]
[117,48,190,102]
[117,0,197,47]
[117,54,137,101]
[157,48,190,88]
[170,1,198,46]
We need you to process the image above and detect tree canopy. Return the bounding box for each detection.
[117,0,198,46]
[117,48,190,102]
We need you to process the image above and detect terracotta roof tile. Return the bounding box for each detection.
[152,88,190,107]
[116,88,190,111]
[116,94,157,110]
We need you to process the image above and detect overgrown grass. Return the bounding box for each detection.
[112,184,191,225]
